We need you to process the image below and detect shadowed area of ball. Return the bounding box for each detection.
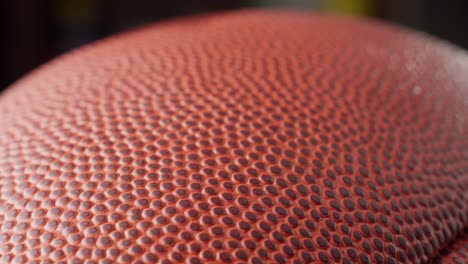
[0,9,467,264]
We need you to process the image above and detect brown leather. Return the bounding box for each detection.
[0,10,467,264]
[436,232,468,263]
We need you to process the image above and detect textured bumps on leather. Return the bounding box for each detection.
[435,232,468,264]
[0,9,467,264]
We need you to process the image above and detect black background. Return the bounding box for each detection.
[1,0,467,91]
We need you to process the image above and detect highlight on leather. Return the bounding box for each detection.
[0,9,467,264]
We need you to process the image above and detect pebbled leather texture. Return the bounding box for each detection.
[435,232,468,263]
[0,10,467,264]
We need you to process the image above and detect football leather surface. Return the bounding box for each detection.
[0,10,467,264]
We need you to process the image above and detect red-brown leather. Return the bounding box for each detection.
[436,232,468,263]
[0,10,467,264]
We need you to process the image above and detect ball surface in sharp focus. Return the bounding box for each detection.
[0,10,467,264]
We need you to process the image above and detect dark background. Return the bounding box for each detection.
[1,0,467,90]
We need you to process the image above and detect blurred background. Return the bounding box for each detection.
[1,0,467,90]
